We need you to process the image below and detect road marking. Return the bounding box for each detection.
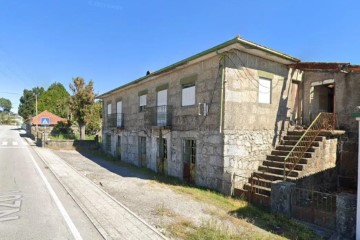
[0,209,20,222]
[0,192,22,222]
[1,142,7,146]
[26,148,83,240]
[12,142,18,146]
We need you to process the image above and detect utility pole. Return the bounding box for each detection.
[35,94,38,133]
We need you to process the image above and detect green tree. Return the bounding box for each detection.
[69,77,95,140]
[86,101,102,135]
[0,97,12,112]
[18,87,45,119]
[38,82,70,118]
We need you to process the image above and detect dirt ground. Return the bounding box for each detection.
[53,149,284,239]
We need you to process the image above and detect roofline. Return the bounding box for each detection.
[288,62,351,72]
[97,36,300,99]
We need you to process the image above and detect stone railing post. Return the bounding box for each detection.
[271,180,295,217]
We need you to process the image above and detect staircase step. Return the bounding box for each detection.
[234,189,271,207]
[270,150,313,158]
[281,140,320,147]
[283,135,324,141]
[263,160,305,171]
[258,165,300,177]
[275,145,317,152]
[243,183,271,196]
[287,130,306,136]
[266,155,310,164]
[253,171,296,182]
[248,177,273,188]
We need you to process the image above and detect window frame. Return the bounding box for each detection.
[181,83,196,107]
[258,77,272,104]
[139,94,147,112]
[107,102,112,115]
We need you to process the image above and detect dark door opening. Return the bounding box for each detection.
[116,136,121,160]
[139,137,147,167]
[183,139,196,183]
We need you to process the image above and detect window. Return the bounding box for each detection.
[107,103,112,115]
[181,84,195,106]
[139,94,147,112]
[258,78,271,104]
[116,101,122,127]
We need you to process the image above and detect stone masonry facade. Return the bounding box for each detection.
[99,37,358,195]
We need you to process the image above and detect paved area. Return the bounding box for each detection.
[32,143,167,240]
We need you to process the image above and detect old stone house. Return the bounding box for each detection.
[98,36,307,193]
[98,36,359,197]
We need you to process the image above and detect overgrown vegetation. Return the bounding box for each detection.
[51,121,74,139]
[0,112,16,125]
[78,147,318,240]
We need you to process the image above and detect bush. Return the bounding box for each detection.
[52,120,75,139]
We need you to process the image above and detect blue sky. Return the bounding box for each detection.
[1,0,359,113]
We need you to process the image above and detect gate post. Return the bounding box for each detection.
[336,193,356,240]
[271,180,295,218]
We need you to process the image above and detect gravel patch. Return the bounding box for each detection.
[53,150,278,239]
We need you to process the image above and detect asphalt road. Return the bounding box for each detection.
[0,125,103,240]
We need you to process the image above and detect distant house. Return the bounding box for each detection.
[26,110,67,138]
[31,110,66,126]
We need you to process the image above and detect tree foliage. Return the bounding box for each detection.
[0,97,12,112]
[18,87,45,119]
[86,101,102,135]
[38,82,70,118]
[69,77,95,140]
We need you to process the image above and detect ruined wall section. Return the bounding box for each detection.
[302,71,360,189]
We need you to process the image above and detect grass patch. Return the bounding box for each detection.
[153,202,176,217]
[231,204,317,240]
[187,221,241,240]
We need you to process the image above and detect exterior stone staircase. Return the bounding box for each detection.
[238,130,337,207]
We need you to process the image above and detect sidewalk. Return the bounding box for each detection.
[31,144,167,240]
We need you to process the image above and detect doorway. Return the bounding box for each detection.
[138,136,147,167]
[183,139,196,183]
[157,138,168,175]
[311,84,335,121]
[116,135,121,160]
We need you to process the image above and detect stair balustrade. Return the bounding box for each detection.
[283,112,335,181]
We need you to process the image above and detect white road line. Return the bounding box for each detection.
[26,147,83,240]
[12,142,18,146]
[1,142,7,146]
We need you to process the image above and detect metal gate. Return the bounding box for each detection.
[291,187,336,229]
